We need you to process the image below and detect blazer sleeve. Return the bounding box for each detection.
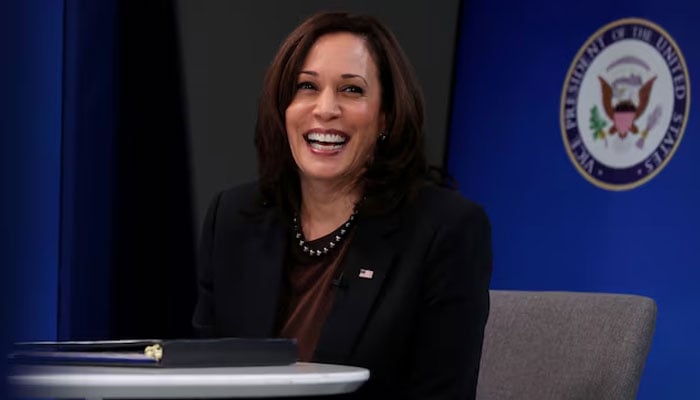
[191,190,223,338]
[405,202,493,400]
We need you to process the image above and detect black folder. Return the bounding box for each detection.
[9,338,298,368]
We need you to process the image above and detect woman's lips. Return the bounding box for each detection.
[304,130,349,154]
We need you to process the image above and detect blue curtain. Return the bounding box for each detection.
[0,0,64,345]
[448,1,699,398]
[1,0,193,352]
[59,0,118,341]
[1,1,65,396]
[0,0,118,345]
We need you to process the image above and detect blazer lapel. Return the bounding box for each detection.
[226,205,287,337]
[315,212,400,363]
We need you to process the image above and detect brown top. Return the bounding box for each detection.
[276,231,352,361]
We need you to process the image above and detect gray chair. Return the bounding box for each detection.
[476,290,657,400]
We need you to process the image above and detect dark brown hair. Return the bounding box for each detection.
[255,11,427,215]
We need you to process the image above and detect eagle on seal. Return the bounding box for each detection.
[598,75,656,138]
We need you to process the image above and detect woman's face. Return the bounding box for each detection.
[285,32,385,188]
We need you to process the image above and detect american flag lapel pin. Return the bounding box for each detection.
[358,268,374,279]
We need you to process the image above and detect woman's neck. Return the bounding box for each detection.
[299,178,361,241]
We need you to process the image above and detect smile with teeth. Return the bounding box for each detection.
[304,132,349,151]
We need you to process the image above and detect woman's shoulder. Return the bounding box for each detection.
[217,180,261,204]
[206,180,268,217]
[412,183,485,214]
[408,183,490,230]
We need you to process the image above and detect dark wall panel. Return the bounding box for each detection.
[112,1,196,340]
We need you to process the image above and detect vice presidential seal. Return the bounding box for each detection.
[560,18,690,190]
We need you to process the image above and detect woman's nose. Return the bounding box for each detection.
[313,88,341,120]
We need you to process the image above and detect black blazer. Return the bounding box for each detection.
[193,181,492,399]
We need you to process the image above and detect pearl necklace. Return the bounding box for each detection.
[292,208,358,257]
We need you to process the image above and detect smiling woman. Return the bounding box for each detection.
[285,32,385,214]
[192,11,493,400]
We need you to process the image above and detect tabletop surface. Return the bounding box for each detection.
[8,362,370,398]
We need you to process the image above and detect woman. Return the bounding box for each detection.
[193,11,492,399]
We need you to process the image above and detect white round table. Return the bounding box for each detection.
[8,362,370,399]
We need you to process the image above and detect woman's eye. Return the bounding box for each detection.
[296,82,316,90]
[342,85,364,94]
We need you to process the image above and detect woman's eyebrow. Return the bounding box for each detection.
[341,73,368,85]
[298,71,368,85]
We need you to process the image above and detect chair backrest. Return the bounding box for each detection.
[476,290,657,400]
